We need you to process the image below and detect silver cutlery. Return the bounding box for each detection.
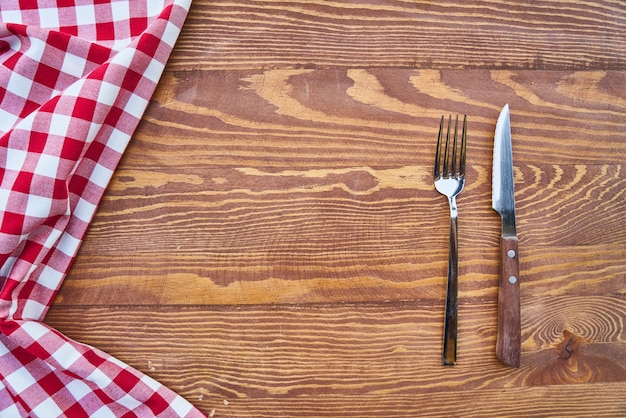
[492,104,521,368]
[434,114,467,366]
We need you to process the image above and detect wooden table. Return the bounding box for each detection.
[46,1,626,416]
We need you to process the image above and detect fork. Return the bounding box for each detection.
[434,114,467,366]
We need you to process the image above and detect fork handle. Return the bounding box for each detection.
[442,215,459,366]
[496,236,521,368]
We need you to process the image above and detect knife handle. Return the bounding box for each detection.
[496,236,521,368]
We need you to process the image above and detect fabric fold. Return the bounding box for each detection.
[1,1,205,416]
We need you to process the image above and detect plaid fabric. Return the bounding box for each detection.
[0,1,205,416]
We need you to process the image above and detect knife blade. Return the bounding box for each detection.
[492,104,521,368]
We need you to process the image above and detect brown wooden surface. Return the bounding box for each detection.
[46,1,625,416]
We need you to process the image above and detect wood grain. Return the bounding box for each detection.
[45,299,626,414]
[53,69,624,307]
[137,69,626,167]
[53,244,625,307]
[45,1,626,416]
[170,0,626,71]
[46,299,626,388]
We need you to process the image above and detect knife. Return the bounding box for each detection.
[492,104,521,368]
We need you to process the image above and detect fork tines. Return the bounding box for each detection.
[435,115,467,180]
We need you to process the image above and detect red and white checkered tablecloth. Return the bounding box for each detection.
[0,1,206,416]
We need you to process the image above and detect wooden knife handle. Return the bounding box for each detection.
[496,236,521,368]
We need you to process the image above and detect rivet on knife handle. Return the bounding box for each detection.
[496,236,521,367]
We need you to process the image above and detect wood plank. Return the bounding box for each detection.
[97,163,625,248]
[90,163,625,252]
[45,299,626,415]
[137,69,625,167]
[45,299,626,388]
[139,387,626,418]
[170,0,626,71]
[56,244,624,306]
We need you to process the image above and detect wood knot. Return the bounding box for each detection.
[556,329,584,360]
